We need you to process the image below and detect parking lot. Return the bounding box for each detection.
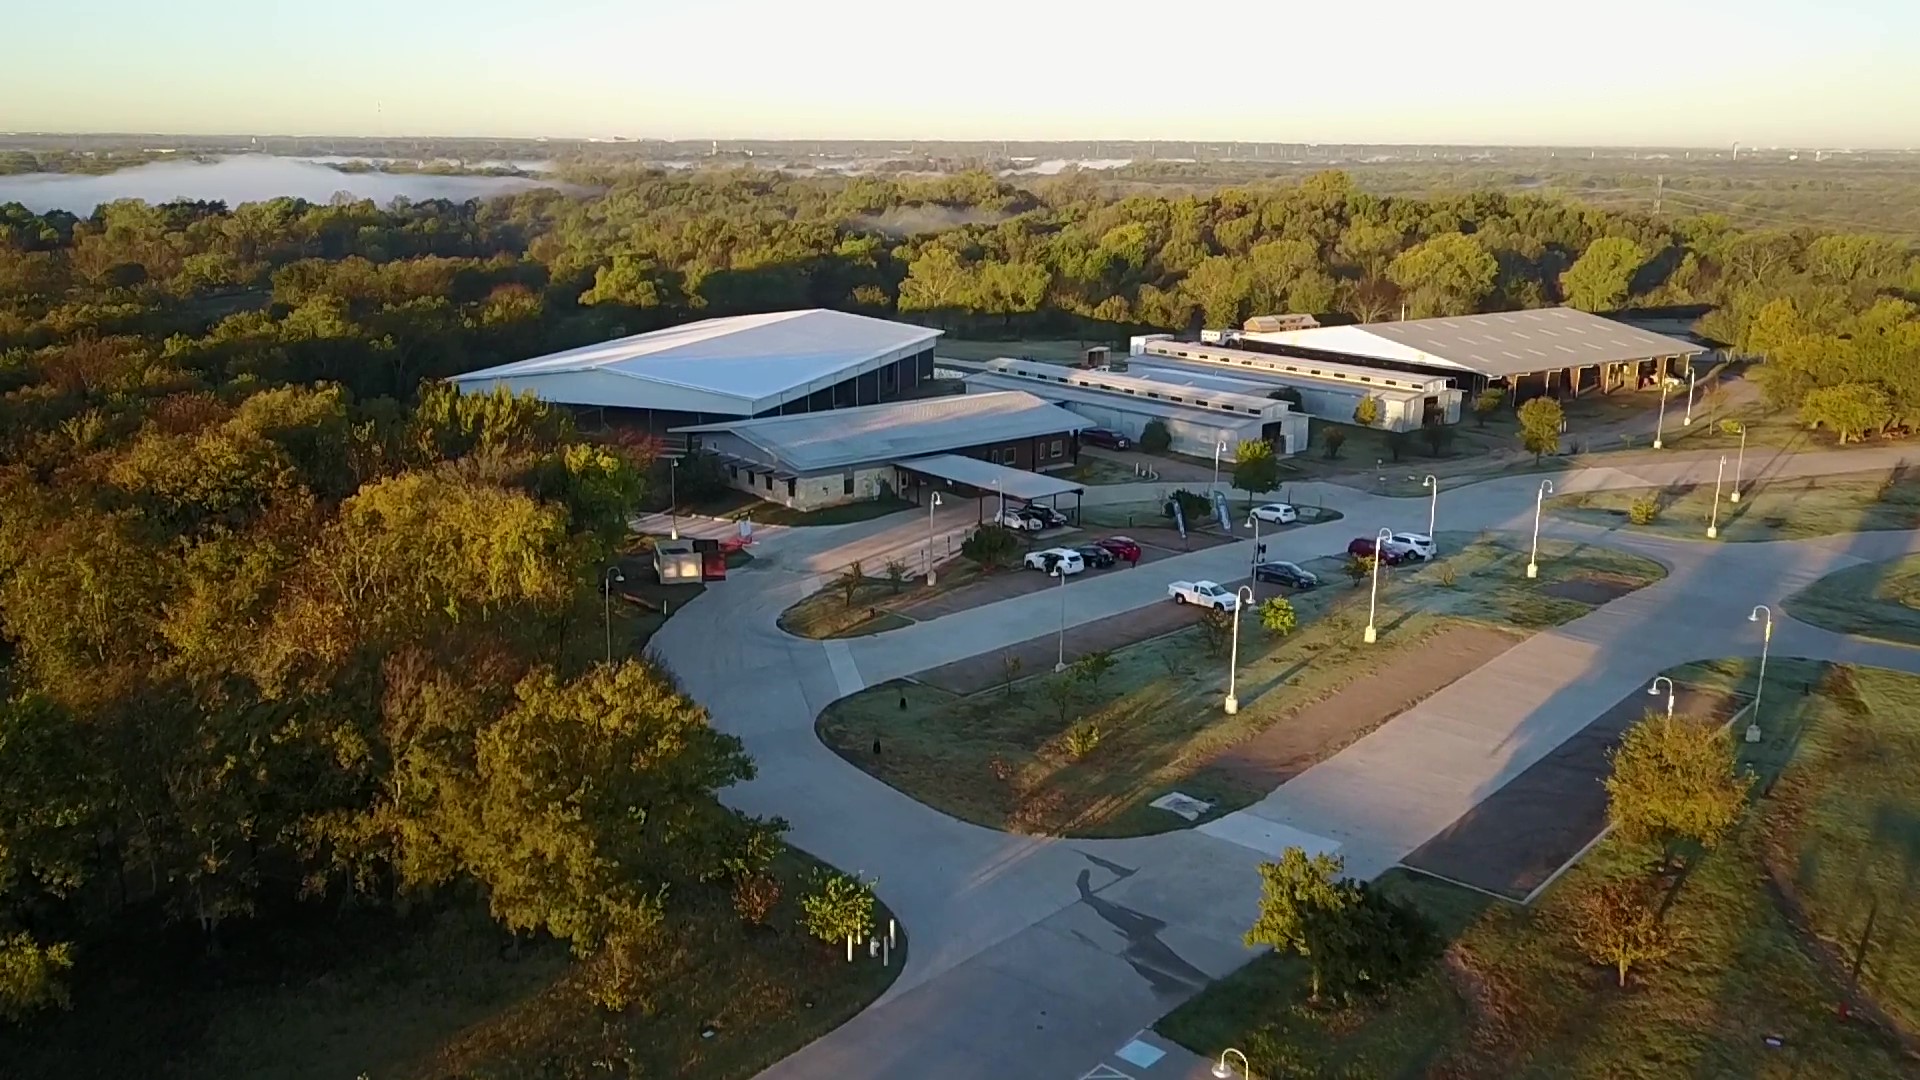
[894,530,1238,621]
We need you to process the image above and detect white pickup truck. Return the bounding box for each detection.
[1167,580,1239,611]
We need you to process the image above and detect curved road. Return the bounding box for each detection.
[649,443,1920,1079]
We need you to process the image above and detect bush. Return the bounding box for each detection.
[1199,608,1232,655]
[1322,428,1347,459]
[1628,494,1660,525]
[834,560,865,608]
[1063,720,1103,759]
[1719,418,1744,436]
[1140,419,1172,453]
[1386,429,1410,462]
[1344,554,1372,586]
[962,524,1021,569]
[1570,877,1677,987]
[1473,387,1504,427]
[733,872,781,926]
[1517,397,1564,461]
[1164,488,1212,523]
[799,869,876,947]
[1423,419,1453,457]
[1259,595,1297,637]
[1353,395,1382,427]
[883,557,910,592]
[1435,561,1457,587]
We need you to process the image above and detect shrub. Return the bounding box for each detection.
[1435,562,1457,587]
[1570,877,1677,987]
[1259,596,1297,637]
[1140,419,1172,453]
[883,557,909,592]
[799,870,876,948]
[1344,553,1373,586]
[1473,387,1504,427]
[1386,429,1410,462]
[962,524,1021,569]
[835,560,864,608]
[1063,720,1103,759]
[1422,419,1453,457]
[1071,649,1115,693]
[999,651,1023,696]
[1353,395,1382,427]
[1719,418,1744,436]
[1199,608,1232,655]
[1517,397,1564,461]
[1164,488,1212,524]
[733,873,781,926]
[1322,428,1347,459]
[1628,494,1660,525]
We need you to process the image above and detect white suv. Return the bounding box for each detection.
[1024,548,1085,574]
[1386,532,1436,561]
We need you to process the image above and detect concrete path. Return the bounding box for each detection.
[643,442,1920,1079]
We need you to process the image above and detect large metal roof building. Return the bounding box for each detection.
[448,309,941,424]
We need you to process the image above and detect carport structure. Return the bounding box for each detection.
[893,453,1085,524]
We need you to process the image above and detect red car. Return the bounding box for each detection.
[1094,536,1143,562]
[1347,536,1409,566]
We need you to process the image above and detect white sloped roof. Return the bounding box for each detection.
[672,391,1086,473]
[448,309,940,415]
[1246,308,1700,378]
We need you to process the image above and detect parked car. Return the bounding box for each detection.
[1081,427,1132,450]
[1167,580,1239,610]
[1347,536,1410,566]
[1023,548,1085,575]
[1018,504,1069,529]
[991,509,1036,531]
[1075,544,1117,569]
[1094,536,1142,562]
[1255,561,1319,589]
[1248,502,1298,526]
[1386,532,1436,561]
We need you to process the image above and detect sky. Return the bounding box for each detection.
[4,0,1918,147]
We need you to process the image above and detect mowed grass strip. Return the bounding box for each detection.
[1549,468,1920,543]
[1786,554,1920,647]
[1157,659,1920,1079]
[817,536,1664,838]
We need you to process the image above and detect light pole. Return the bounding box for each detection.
[1648,675,1676,719]
[1747,604,1772,744]
[1212,1048,1250,1079]
[602,565,626,665]
[1730,422,1748,503]
[1528,479,1554,579]
[1422,473,1438,538]
[992,478,1004,521]
[668,457,681,539]
[925,491,943,585]
[1363,526,1391,644]
[1052,565,1068,673]
[1683,363,1696,426]
[1652,376,1670,449]
[1707,455,1726,539]
[1246,509,1262,570]
[1224,585,1256,714]
[1212,440,1227,494]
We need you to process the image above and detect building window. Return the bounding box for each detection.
[787,478,797,498]
[728,465,738,481]
[764,473,774,492]
[843,472,855,495]
[997,447,1016,465]
[1050,439,1063,457]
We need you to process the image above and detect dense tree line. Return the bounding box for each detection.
[2,166,1917,1024]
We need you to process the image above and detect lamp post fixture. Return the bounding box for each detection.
[668,458,681,539]
[1364,526,1391,644]
[1683,364,1697,426]
[1707,455,1727,539]
[1212,440,1227,494]
[1528,479,1554,579]
[1224,585,1256,714]
[602,566,626,665]
[1246,509,1262,570]
[1730,423,1748,503]
[1052,566,1069,673]
[1653,376,1670,449]
[1648,675,1676,719]
[1422,473,1439,537]
[1212,1048,1250,1079]
[925,491,943,585]
[993,478,1004,521]
[1747,604,1773,743]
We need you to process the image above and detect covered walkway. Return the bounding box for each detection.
[893,453,1085,523]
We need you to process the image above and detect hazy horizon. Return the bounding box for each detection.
[6,0,1917,148]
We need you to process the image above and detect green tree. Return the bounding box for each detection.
[1800,382,1891,444]
[1472,387,1504,428]
[1259,596,1297,637]
[1352,394,1382,427]
[1604,710,1753,851]
[1344,554,1372,587]
[1071,649,1116,694]
[1517,396,1564,461]
[1232,439,1281,498]
[1140,419,1172,453]
[1560,237,1650,312]
[800,870,876,948]
[1244,847,1434,1003]
[1387,233,1498,317]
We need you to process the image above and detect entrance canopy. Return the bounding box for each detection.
[894,454,1084,501]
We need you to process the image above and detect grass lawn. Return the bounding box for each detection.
[816,534,1665,838]
[936,338,1112,365]
[1787,555,1920,646]
[1157,659,1920,1078]
[1067,454,1150,485]
[3,852,902,1080]
[778,560,998,639]
[1548,468,1920,543]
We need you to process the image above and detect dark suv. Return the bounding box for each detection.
[1346,536,1409,566]
[1075,544,1117,569]
[1080,428,1132,450]
[1018,505,1068,529]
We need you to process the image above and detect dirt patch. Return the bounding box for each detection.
[1540,574,1643,605]
[1402,685,1745,901]
[915,602,1203,695]
[1205,623,1522,791]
